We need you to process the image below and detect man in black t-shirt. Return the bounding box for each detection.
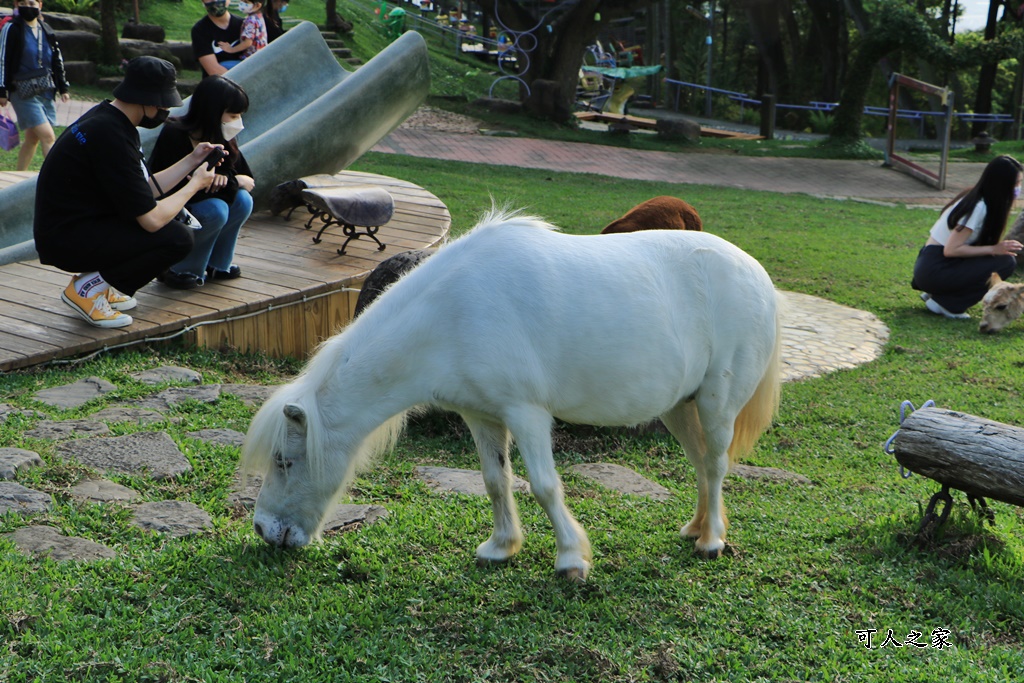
[192,0,244,77]
[33,56,221,328]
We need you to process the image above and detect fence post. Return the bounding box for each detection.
[760,94,775,140]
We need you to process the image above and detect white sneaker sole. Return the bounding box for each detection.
[108,295,138,312]
[61,291,134,328]
[925,298,970,320]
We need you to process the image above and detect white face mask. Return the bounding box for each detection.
[222,117,244,142]
[237,1,253,12]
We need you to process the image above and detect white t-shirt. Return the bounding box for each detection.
[929,198,986,246]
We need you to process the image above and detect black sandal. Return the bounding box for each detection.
[206,265,242,281]
[158,270,203,290]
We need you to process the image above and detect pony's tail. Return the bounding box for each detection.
[728,292,783,464]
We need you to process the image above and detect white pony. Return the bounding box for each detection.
[241,209,782,581]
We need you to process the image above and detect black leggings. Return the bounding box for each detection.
[38,219,194,296]
[911,244,1016,314]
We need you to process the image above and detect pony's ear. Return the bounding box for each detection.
[283,403,307,429]
[987,272,1003,288]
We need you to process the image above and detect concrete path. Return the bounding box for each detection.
[373,126,986,206]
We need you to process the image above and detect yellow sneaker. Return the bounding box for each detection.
[61,281,133,328]
[105,287,137,311]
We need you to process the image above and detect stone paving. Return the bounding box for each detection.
[3,358,825,562]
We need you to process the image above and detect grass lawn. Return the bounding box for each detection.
[2,151,1023,681]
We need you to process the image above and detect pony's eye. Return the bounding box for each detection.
[996,304,1009,311]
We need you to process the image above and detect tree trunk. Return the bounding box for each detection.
[494,0,654,122]
[99,0,120,65]
[970,0,1003,136]
[745,0,790,100]
[804,0,844,102]
[893,407,1024,508]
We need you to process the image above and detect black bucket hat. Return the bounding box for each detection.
[112,56,184,108]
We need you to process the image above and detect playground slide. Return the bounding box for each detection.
[0,22,430,265]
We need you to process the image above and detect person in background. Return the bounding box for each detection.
[148,75,254,290]
[264,0,288,42]
[217,0,267,60]
[192,0,244,77]
[912,154,1023,319]
[0,0,70,170]
[33,56,219,328]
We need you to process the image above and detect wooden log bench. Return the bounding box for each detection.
[890,405,1024,529]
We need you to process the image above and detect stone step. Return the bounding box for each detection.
[324,39,347,48]
[64,61,97,87]
[331,47,353,59]
[344,57,363,66]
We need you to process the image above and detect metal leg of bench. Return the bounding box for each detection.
[337,224,387,255]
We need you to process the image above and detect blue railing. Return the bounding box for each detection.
[664,78,1016,136]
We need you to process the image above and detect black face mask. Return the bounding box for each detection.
[139,108,170,129]
[18,7,40,21]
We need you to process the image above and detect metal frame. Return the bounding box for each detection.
[884,73,952,191]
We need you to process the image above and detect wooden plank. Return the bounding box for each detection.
[0,170,450,371]
[699,126,764,140]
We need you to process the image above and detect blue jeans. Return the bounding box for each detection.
[170,190,253,278]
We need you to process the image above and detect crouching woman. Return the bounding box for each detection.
[912,155,1023,319]
[149,75,255,289]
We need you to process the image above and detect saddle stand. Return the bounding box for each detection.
[297,186,395,255]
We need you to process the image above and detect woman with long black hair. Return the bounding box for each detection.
[149,75,255,290]
[912,155,1023,319]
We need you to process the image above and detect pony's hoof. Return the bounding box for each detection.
[556,566,588,583]
[696,544,727,560]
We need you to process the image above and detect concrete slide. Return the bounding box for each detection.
[0,22,430,264]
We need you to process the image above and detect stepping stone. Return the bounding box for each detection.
[568,462,673,501]
[323,504,389,532]
[32,376,117,409]
[130,385,222,411]
[24,419,110,440]
[92,407,169,425]
[6,525,116,562]
[0,448,43,480]
[133,500,212,537]
[0,403,47,423]
[57,432,192,480]
[131,365,202,386]
[186,428,245,447]
[69,478,141,503]
[228,473,262,510]
[778,291,889,382]
[730,464,812,485]
[415,466,530,496]
[220,384,278,406]
[0,482,52,516]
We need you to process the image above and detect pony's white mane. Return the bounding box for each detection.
[469,206,559,236]
[241,207,558,483]
[240,367,409,484]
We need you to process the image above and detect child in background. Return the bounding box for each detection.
[217,0,267,59]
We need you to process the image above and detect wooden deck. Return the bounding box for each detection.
[0,171,450,372]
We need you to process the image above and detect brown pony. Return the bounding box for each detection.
[601,196,703,234]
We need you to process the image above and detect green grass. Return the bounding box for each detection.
[2,154,1023,681]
